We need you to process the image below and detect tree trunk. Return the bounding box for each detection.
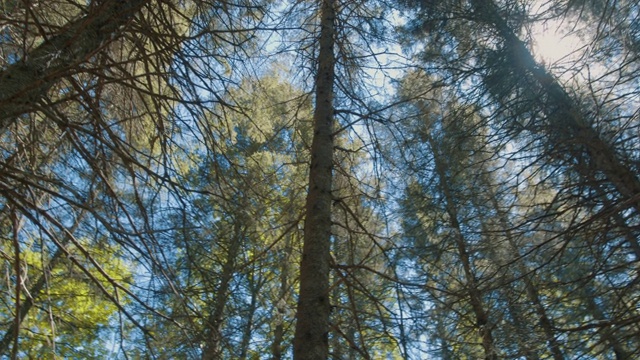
[239,276,258,360]
[202,220,245,360]
[471,0,640,214]
[272,323,284,360]
[272,237,292,360]
[521,277,565,360]
[0,0,146,129]
[272,194,297,360]
[272,284,286,360]
[500,287,537,360]
[482,182,565,360]
[292,0,336,359]
[427,133,498,360]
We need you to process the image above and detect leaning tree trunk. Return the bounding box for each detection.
[427,133,498,360]
[272,238,291,360]
[292,0,336,359]
[0,0,146,130]
[471,0,640,214]
[481,179,565,360]
[473,198,539,360]
[239,274,259,360]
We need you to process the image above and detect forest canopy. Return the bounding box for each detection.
[0,0,639,358]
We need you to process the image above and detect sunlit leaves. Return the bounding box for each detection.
[0,239,131,358]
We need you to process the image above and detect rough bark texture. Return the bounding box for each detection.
[272,283,286,360]
[0,0,146,130]
[523,277,565,360]
[292,1,336,359]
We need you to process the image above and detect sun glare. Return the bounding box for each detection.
[531,19,584,65]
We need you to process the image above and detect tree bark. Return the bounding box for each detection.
[239,277,258,360]
[272,271,287,360]
[292,0,336,359]
[523,277,565,360]
[0,0,146,130]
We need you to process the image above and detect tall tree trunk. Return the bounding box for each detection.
[499,286,537,360]
[0,0,146,129]
[272,232,293,360]
[239,275,258,360]
[520,271,566,360]
[473,205,540,360]
[271,258,289,360]
[272,322,284,360]
[272,192,298,360]
[293,0,336,359]
[202,220,245,360]
[481,182,565,360]
[427,133,498,360]
[470,0,640,214]
[331,283,344,360]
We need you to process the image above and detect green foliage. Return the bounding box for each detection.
[1,0,640,358]
[0,239,131,358]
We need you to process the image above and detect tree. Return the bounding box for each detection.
[395,73,500,359]
[0,0,147,127]
[293,0,336,358]
[0,226,132,357]
[2,0,639,358]
[0,0,271,356]
[395,1,640,356]
[401,0,640,212]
